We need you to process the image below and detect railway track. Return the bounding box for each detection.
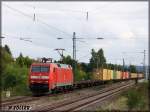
[35,81,134,112]
[1,96,38,107]
[1,90,74,108]
[1,81,134,111]
[1,81,122,107]
[67,82,134,111]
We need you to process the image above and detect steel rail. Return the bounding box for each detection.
[1,97,39,107]
[67,82,134,111]
[1,81,123,107]
[34,81,134,112]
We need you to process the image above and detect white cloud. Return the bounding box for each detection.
[120,31,135,39]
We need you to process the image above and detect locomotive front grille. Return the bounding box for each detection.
[29,83,49,92]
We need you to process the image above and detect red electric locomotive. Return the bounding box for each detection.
[28,58,73,95]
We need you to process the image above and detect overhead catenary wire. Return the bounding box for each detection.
[23,3,122,36]
[3,3,148,64]
[24,3,88,22]
[2,33,71,57]
[24,3,87,14]
[77,53,91,61]
[121,52,145,66]
[2,34,56,52]
[76,34,148,40]
[10,33,73,57]
[3,4,72,38]
[4,4,147,41]
[2,33,42,40]
[3,4,75,45]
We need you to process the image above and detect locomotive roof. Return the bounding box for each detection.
[31,63,71,68]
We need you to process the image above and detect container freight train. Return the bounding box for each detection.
[93,69,144,80]
[28,62,144,95]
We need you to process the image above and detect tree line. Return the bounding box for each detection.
[1,45,35,96]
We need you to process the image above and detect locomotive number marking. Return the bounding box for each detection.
[8,105,31,111]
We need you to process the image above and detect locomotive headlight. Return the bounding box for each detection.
[30,75,49,79]
[30,76,39,79]
[41,76,49,79]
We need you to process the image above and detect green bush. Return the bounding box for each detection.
[74,69,90,81]
[1,45,32,97]
[126,90,141,109]
[1,63,30,96]
[124,82,148,110]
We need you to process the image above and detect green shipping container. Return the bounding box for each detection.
[113,71,117,79]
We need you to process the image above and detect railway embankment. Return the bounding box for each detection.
[96,80,149,111]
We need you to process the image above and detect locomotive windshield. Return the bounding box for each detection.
[31,66,49,72]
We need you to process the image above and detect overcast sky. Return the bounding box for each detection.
[2,1,148,66]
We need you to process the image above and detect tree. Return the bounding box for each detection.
[4,45,12,55]
[62,55,73,65]
[2,73,17,90]
[1,45,32,95]
[16,53,24,67]
[89,49,97,70]
[1,46,13,75]
[129,65,137,73]
[74,69,87,81]
[80,63,89,72]
[106,63,115,70]
[61,55,78,69]
[97,49,106,67]
[89,48,106,71]
[1,46,13,64]
[24,56,33,68]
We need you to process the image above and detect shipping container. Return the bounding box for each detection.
[121,72,124,79]
[113,70,117,79]
[138,73,144,78]
[125,72,129,79]
[102,69,108,80]
[108,70,110,80]
[110,70,114,80]
[116,71,121,79]
[122,72,126,79]
[130,73,138,78]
